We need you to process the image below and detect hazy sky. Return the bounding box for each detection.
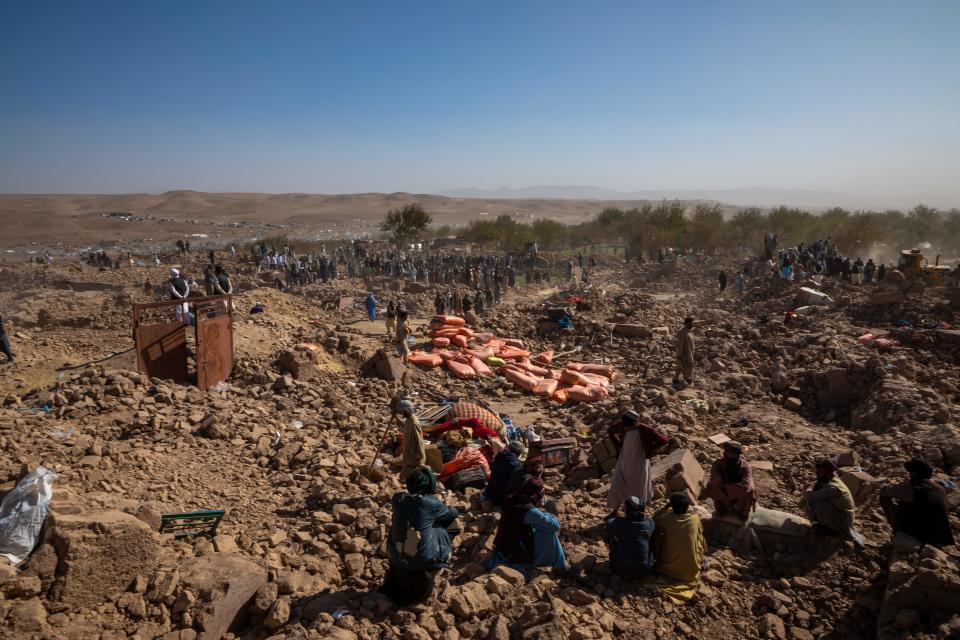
[1,1,958,204]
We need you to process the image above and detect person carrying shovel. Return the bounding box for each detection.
[396,398,425,482]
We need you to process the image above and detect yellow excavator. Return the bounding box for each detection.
[897,249,952,286]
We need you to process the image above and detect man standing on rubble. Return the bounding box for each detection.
[0,315,13,363]
[718,270,727,292]
[800,458,856,537]
[168,268,190,323]
[672,317,695,385]
[864,259,876,284]
[395,399,425,481]
[396,309,412,358]
[606,411,669,514]
[203,264,217,296]
[214,265,232,295]
[385,301,397,338]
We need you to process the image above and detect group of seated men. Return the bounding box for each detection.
[380,405,955,609]
[698,437,953,547]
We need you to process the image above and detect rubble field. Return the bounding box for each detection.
[0,251,958,640]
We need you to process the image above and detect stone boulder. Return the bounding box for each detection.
[869,287,905,306]
[613,324,653,339]
[276,349,317,381]
[178,552,268,640]
[449,580,494,619]
[650,448,704,496]
[47,509,160,608]
[363,347,406,382]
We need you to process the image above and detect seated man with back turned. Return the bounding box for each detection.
[652,492,705,604]
[605,496,655,579]
[879,458,954,546]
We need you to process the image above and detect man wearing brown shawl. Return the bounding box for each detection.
[702,441,757,520]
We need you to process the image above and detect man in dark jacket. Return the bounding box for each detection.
[214,265,232,295]
[879,458,954,546]
[381,466,460,607]
[0,315,13,363]
[480,440,525,511]
[605,496,655,579]
[503,455,544,502]
[168,268,190,322]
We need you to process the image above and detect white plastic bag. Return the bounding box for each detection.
[0,467,56,565]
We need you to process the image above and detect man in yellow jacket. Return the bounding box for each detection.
[800,458,855,537]
[652,492,705,604]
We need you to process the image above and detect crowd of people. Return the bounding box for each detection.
[165,254,236,323]
[380,399,955,609]
[765,239,885,284]
[250,241,532,291]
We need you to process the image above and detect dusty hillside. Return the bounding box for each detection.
[0,192,672,258]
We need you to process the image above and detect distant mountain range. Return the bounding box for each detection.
[436,186,897,209]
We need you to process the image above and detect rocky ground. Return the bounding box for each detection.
[0,251,958,640]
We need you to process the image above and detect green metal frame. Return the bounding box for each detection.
[159,509,225,539]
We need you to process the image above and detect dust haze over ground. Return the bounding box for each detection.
[0,219,958,640]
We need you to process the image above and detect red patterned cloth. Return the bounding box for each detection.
[423,418,502,441]
[448,401,501,433]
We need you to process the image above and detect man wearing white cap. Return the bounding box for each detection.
[168,268,190,322]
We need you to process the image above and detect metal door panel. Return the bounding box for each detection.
[196,313,233,390]
[135,321,189,383]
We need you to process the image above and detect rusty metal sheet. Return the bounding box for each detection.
[196,312,233,390]
[338,295,354,310]
[135,321,189,384]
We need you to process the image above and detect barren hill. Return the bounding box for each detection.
[0,191,682,257]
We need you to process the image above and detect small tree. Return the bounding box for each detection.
[381,204,432,255]
[531,218,569,249]
[464,219,502,248]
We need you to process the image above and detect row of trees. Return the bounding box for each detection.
[382,202,960,259]
[584,203,960,258]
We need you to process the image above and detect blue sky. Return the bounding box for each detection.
[1,1,958,203]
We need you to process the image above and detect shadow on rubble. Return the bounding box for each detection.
[832,560,890,638]
[705,515,848,579]
[292,587,394,625]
